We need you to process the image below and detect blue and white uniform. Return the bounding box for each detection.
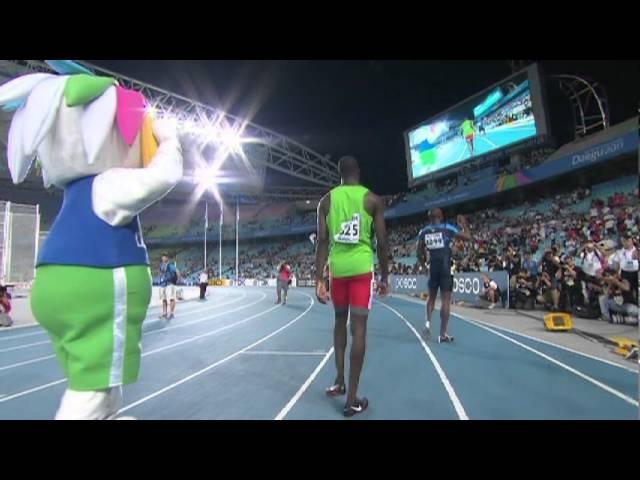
[419,222,460,292]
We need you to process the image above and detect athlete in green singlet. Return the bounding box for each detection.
[315,156,389,417]
[461,117,475,156]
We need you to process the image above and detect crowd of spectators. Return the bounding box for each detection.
[449,187,638,323]
[148,177,638,326]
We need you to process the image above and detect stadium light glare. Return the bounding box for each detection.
[217,125,243,154]
[194,165,220,191]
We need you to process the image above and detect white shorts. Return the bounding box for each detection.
[160,285,176,301]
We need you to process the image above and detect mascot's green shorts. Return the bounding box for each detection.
[31,265,152,390]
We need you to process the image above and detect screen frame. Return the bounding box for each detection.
[404,63,549,188]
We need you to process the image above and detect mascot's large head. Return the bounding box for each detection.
[0,60,159,189]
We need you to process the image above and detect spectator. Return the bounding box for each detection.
[541,247,562,311]
[199,270,209,301]
[598,268,639,324]
[276,262,292,305]
[559,256,581,311]
[515,271,537,310]
[611,234,639,304]
[480,274,501,309]
[159,252,179,320]
[0,285,12,327]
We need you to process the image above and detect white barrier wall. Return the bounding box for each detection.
[235,278,298,287]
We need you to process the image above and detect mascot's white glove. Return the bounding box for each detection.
[92,118,183,227]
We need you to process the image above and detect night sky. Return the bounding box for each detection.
[89,60,638,195]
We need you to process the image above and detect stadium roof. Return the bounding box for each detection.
[0,60,339,201]
[545,116,637,162]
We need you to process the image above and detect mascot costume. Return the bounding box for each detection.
[0,60,183,419]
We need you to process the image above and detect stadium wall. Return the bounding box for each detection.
[389,271,509,307]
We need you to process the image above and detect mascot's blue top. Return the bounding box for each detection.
[38,176,150,268]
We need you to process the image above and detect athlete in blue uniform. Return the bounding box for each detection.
[416,208,471,342]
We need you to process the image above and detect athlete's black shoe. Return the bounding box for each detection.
[343,397,369,417]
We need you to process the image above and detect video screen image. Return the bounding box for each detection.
[407,74,537,180]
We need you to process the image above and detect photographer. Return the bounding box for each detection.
[480,274,501,309]
[598,268,639,324]
[276,262,292,305]
[577,241,605,307]
[0,285,12,327]
[521,252,539,277]
[559,256,581,311]
[611,234,638,304]
[537,272,555,310]
[541,247,561,311]
[515,271,537,310]
[505,246,522,277]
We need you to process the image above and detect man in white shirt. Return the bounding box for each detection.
[199,270,209,301]
[577,241,604,306]
[603,213,616,236]
[624,213,635,232]
[611,234,638,304]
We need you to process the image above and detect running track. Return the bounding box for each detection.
[0,287,636,420]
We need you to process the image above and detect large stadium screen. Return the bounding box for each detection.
[405,64,548,186]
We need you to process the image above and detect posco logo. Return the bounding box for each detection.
[395,277,418,290]
[453,277,481,295]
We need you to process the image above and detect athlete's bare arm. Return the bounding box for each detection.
[416,233,427,271]
[455,214,472,242]
[314,194,331,303]
[365,192,389,294]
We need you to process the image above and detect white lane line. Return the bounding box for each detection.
[141,300,280,356]
[454,140,468,164]
[376,301,469,420]
[459,315,639,374]
[0,340,50,354]
[118,291,316,414]
[275,347,334,420]
[0,291,256,370]
[0,289,244,344]
[144,291,253,336]
[0,354,57,371]
[0,379,66,403]
[459,316,638,407]
[393,295,638,373]
[479,135,498,148]
[274,312,349,420]
[242,350,328,356]
[0,292,277,403]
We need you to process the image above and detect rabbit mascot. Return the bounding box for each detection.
[0,61,183,419]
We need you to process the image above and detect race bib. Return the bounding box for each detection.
[624,260,638,271]
[335,213,360,244]
[424,232,445,250]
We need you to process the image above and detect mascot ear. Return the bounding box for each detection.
[20,76,67,159]
[6,107,33,184]
[0,73,53,111]
[0,74,66,184]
